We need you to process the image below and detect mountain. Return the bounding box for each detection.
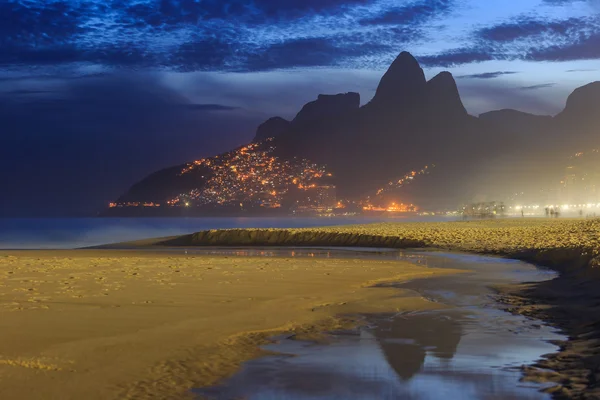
[270,52,480,204]
[105,52,600,215]
[554,81,600,151]
[293,92,360,125]
[426,72,468,119]
[253,117,290,142]
[559,81,600,121]
[479,109,552,137]
[369,51,427,109]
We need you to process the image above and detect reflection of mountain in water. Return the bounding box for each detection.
[374,312,463,381]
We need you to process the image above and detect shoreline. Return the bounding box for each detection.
[494,277,600,399]
[123,219,600,398]
[0,250,459,400]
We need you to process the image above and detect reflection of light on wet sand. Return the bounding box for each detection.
[198,252,562,400]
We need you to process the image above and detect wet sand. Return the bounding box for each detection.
[496,277,600,399]
[0,250,460,400]
[196,250,564,400]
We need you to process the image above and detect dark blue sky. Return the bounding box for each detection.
[1,0,599,216]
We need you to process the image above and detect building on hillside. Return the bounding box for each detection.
[292,184,337,213]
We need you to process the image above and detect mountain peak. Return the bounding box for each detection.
[292,92,360,125]
[426,71,467,118]
[562,81,600,117]
[429,71,454,83]
[253,116,290,142]
[371,51,427,107]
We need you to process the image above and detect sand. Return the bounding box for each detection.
[124,218,600,398]
[149,219,600,276]
[0,250,460,400]
[495,277,600,399]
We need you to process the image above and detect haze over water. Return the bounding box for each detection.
[0,216,459,249]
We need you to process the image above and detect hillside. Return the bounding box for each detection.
[104,51,600,215]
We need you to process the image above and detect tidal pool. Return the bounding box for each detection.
[193,249,563,400]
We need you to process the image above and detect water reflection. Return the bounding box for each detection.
[169,247,435,264]
[374,312,463,381]
[195,311,552,400]
[193,251,562,400]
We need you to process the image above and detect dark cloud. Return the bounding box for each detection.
[251,0,372,17]
[526,33,600,61]
[120,0,209,27]
[0,74,262,216]
[0,0,449,71]
[0,1,87,47]
[566,68,597,72]
[359,0,455,26]
[519,83,557,90]
[1,0,598,72]
[419,14,600,66]
[241,37,392,71]
[2,89,57,95]
[120,0,372,27]
[476,17,585,42]
[0,45,81,66]
[0,72,110,82]
[543,0,600,8]
[418,48,495,67]
[184,104,239,111]
[456,71,518,79]
[170,36,237,71]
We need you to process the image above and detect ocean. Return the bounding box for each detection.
[0,216,457,250]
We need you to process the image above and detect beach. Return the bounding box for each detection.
[142,218,600,399]
[0,250,459,400]
[3,218,600,399]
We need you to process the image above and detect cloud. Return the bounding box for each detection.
[542,0,576,3]
[120,0,373,27]
[0,1,86,47]
[418,13,600,66]
[184,104,239,111]
[476,17,586,42]
[526,33,600,61]
[418,48,495,67]
[2,89,57,95]
[0,72,110,83]
[359,0,455,26]
[519,83,557,90]
[239,37,393,72]
[456,71,518,79]
[543,0,600,9]
[169,35,239,71]
[1,0,598,72]
[0,0,456,71]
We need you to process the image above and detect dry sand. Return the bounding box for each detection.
[0,250,460,400]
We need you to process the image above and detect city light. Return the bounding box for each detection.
[370,165,433,199]
[170,139,332,209]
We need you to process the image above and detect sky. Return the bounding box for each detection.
[1,0,599,216]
